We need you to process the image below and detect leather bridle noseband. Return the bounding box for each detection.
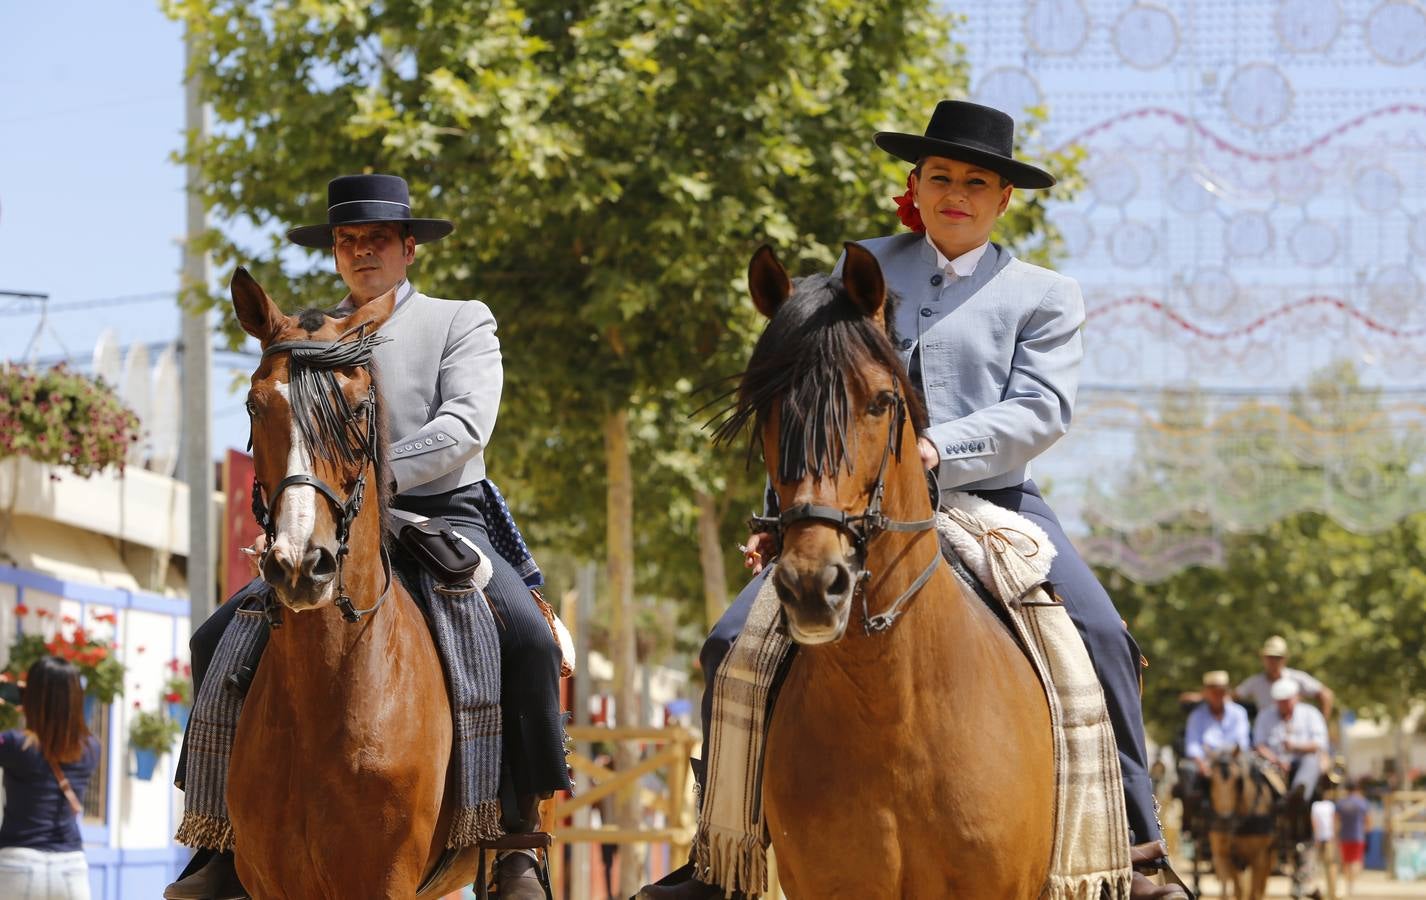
[249,328,393,628]
[750,388,942,634]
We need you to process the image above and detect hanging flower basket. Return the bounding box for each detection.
[0,364,140,478]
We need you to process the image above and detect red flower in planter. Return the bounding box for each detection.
[14,604,28,617]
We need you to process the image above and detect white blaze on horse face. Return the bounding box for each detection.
[270,380,318,577]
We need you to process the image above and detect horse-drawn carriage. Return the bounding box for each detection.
[1176,748,1339,898]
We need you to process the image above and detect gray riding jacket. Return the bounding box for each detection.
[345,281,502,496]
[840,234,1085,492]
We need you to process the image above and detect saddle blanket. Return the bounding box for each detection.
[175,558,505,851]
[693,491,1132,899]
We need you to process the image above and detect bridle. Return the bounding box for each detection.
[249,327,393,628]
[750,387,942,634]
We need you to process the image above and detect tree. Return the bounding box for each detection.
[167,2,1078,887]
[1092,361,1426,751]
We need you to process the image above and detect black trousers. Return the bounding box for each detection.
[175,481,570,798]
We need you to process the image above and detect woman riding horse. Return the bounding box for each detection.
[641,101,1184,899]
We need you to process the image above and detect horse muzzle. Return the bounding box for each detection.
[262,541,340,609]
[773,558,858,644]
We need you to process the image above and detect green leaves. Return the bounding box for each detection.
[171,0,1076,655]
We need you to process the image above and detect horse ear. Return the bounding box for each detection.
[343,282,398,335]
[231,267,287,344]
[748,245,791,319]
[841,242,886,323]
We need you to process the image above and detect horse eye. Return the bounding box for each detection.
[867,391,896,415]
[245,399,259,418]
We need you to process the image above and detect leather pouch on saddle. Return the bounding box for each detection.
[387,508,485,587]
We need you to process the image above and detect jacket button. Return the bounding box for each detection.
[930,274,943,286]
[404,444,414,451]
[425,438,434,446]
[395,447,404,454]
[436,434,446,441]
[920,307,933,317]
[900,339,913,350]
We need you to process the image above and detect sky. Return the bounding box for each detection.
[0,1,252,460]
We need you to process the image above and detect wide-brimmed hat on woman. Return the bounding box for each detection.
[287,174,454,248]
[875,100,1055,190]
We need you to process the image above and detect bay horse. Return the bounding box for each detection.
[1206,749,1275,899]
[719,245,1055,897]
[228,269,485,898]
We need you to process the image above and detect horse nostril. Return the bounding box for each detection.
[303,547,338,583]
[772,566,798,607]
[824,563,851,599]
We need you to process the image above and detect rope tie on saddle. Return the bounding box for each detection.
[249,324,393,627]
[747,389,943,635]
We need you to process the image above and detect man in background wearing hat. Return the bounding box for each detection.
[1254,677,1329,808]
[1176,669,1251,828]
[1236,634,1334,721]
[643,101,1186,900]
[165,175,568,900]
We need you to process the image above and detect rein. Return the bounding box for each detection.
[750,389,942,635]
[250,327,392,627]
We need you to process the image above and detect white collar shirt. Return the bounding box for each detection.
[926,236,990,279]
[335,279,415,314]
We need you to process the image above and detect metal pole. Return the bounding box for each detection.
[570,562,596,900]
[181,25,215,630]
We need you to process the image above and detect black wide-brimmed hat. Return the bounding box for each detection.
[286,174,454,248]
[875,100,1055,190]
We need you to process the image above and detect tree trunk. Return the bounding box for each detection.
[604,408,644,897]
[695,490,729,632]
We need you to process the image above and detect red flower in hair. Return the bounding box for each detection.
[894,171,925,233]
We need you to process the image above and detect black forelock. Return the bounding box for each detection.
[711,271,927,482]
[297,308,329,332]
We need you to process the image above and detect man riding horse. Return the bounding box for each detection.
[641,101,1186,898]
[164,174,570,900]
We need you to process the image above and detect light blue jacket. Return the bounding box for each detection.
[839,234,1084,492]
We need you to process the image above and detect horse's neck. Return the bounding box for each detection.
[263,518,407,709]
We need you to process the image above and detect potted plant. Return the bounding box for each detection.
[163,657,193,728]
[0,607,125,730]
[128,703,182,781]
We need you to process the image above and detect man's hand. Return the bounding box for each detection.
[740,533,776,575]
[917,436,939,472]
[240,534,269,577]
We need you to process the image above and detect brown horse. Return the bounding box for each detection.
[227,269,484,898]
[1206,749,1275,899]
[722,245,1055,897]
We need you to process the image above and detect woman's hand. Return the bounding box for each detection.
[739,532,777,575]
[917,436,939,472]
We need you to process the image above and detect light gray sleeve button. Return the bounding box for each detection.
[436,434,446,441]
[425,438,434,446]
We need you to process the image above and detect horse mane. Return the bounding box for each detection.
[711,273,928,483]
[285,308,392,524]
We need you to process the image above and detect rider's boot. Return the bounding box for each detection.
[494,792,551,900]
[633,862,746,900]
[162,849,251,900]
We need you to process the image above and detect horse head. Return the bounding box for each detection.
[232,268,395,613]
[1206,748,1244,818]
[718,244,929,644]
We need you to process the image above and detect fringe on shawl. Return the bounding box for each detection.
[174,812,235,852]
[694,826,767,899]
[447,800,504,849]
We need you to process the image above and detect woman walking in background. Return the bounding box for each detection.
[0,657,102,899]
